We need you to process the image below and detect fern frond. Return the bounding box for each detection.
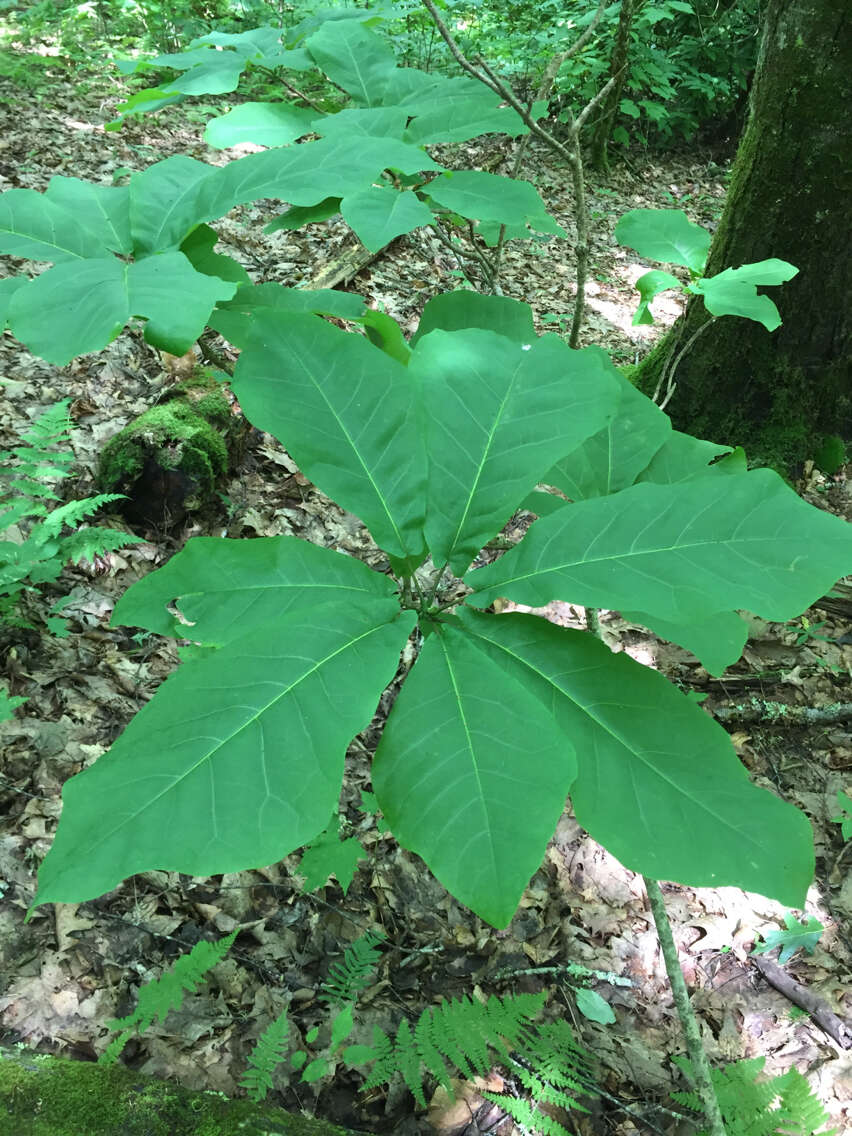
[672,1056,835,1136]
[39,493,127,537]
[482,1093,571,1136]
[360,992,546,1109]
[240,1006,291,1103]
[773,1067,836,1136]
[2,401,74,498]
[100,930,237,1065]
[319,928,385,1007]
[481,1019,596,1134]
[59,525,143,564]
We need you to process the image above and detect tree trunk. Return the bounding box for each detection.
[590,0,636,172]
[632,0,852,474]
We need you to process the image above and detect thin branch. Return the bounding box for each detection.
[655,316,717,410]
[644,878,725,1136]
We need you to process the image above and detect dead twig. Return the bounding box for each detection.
[752,955,852,1049]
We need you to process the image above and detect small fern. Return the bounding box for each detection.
[241,1006,291,1103]
[360,991,547,1108]
[319,928,386,1006]
[1,399,142,635]
[99,930,237,1065]
[672,1056,836,1136]
[481,1017,596,1134]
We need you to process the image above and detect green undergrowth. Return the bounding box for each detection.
[0,1045,366,1136]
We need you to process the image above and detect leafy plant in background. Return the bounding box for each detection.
[0,400,142,637]
[99,928,238,1065]
[0,14,560,364]
[671,1056,836,1136]
[615,208,797,330]
[750,913,825,965]
[831,790,852,842]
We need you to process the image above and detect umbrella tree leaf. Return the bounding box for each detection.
[372,618,576,928]
[306,21,397,106]
[456,609,814,907]
[544,363,671,500]
[6,253,236,364]
[615,208,710,274]
[410,329,620,574]
[209,282,365,348]
[340,187,434,252]
[34,599,415,906]
[112,535,397,642]
[466,470,852,623]
[232,310,427,565]
[204,101,317,149]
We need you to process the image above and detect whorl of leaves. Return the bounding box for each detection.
[240,1007,291,1103]
[99,930,237,1066]
[319,928,386,1006]
[672,1056,836,1136]
[360,992,546,1108]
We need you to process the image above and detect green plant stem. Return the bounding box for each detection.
[643,877,725,1136]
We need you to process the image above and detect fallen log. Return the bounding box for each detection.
[0,1042,378,1135]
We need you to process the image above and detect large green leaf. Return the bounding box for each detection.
[456,609,813,907]
[210,283,366,348]
[614,208,710,274]
[635,430,734,485]
[405,98,527,144]
[130,156,219,256]
[620,609,748,676]
[0,187,112,262]
[7,253,236,364]
[204,101,317,149]
[232,311,427,565]
[129,141,440,256]
[426,171,564,236]
[372,618,575,928]
[44,177,132,255]
[0,277,27,328]
[311,106,408,140]
[112,535,396,642]
[179,224,251,286]
[265,198,342,234]
[543,363,671,500]
[692,259,798,331]
[34,599,415,906]
[632,268,682,325]
[409,330,619,573]
[411,290,535,347]
[340,187,434,252]
[467,470,852,623]
[306,21,397,106]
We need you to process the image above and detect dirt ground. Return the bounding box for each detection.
[1,42,850,1136]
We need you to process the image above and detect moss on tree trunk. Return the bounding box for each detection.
[632,0,851,474]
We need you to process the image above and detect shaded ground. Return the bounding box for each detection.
[1,41,850,1136]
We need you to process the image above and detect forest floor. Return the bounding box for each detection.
[0,39,850,1136]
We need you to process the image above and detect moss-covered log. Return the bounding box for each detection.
[0,1043,377,1136]
[631,0,851,474]
[99,372,249,526]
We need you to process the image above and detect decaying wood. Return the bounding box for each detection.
[0,1043,378,1135]
[752,957,852,1049]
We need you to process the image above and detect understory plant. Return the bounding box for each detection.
[0,10,848,1130]
[28,285,851,924]
[0,399,142,637]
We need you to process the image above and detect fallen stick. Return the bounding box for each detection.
[752,956,852,1049]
